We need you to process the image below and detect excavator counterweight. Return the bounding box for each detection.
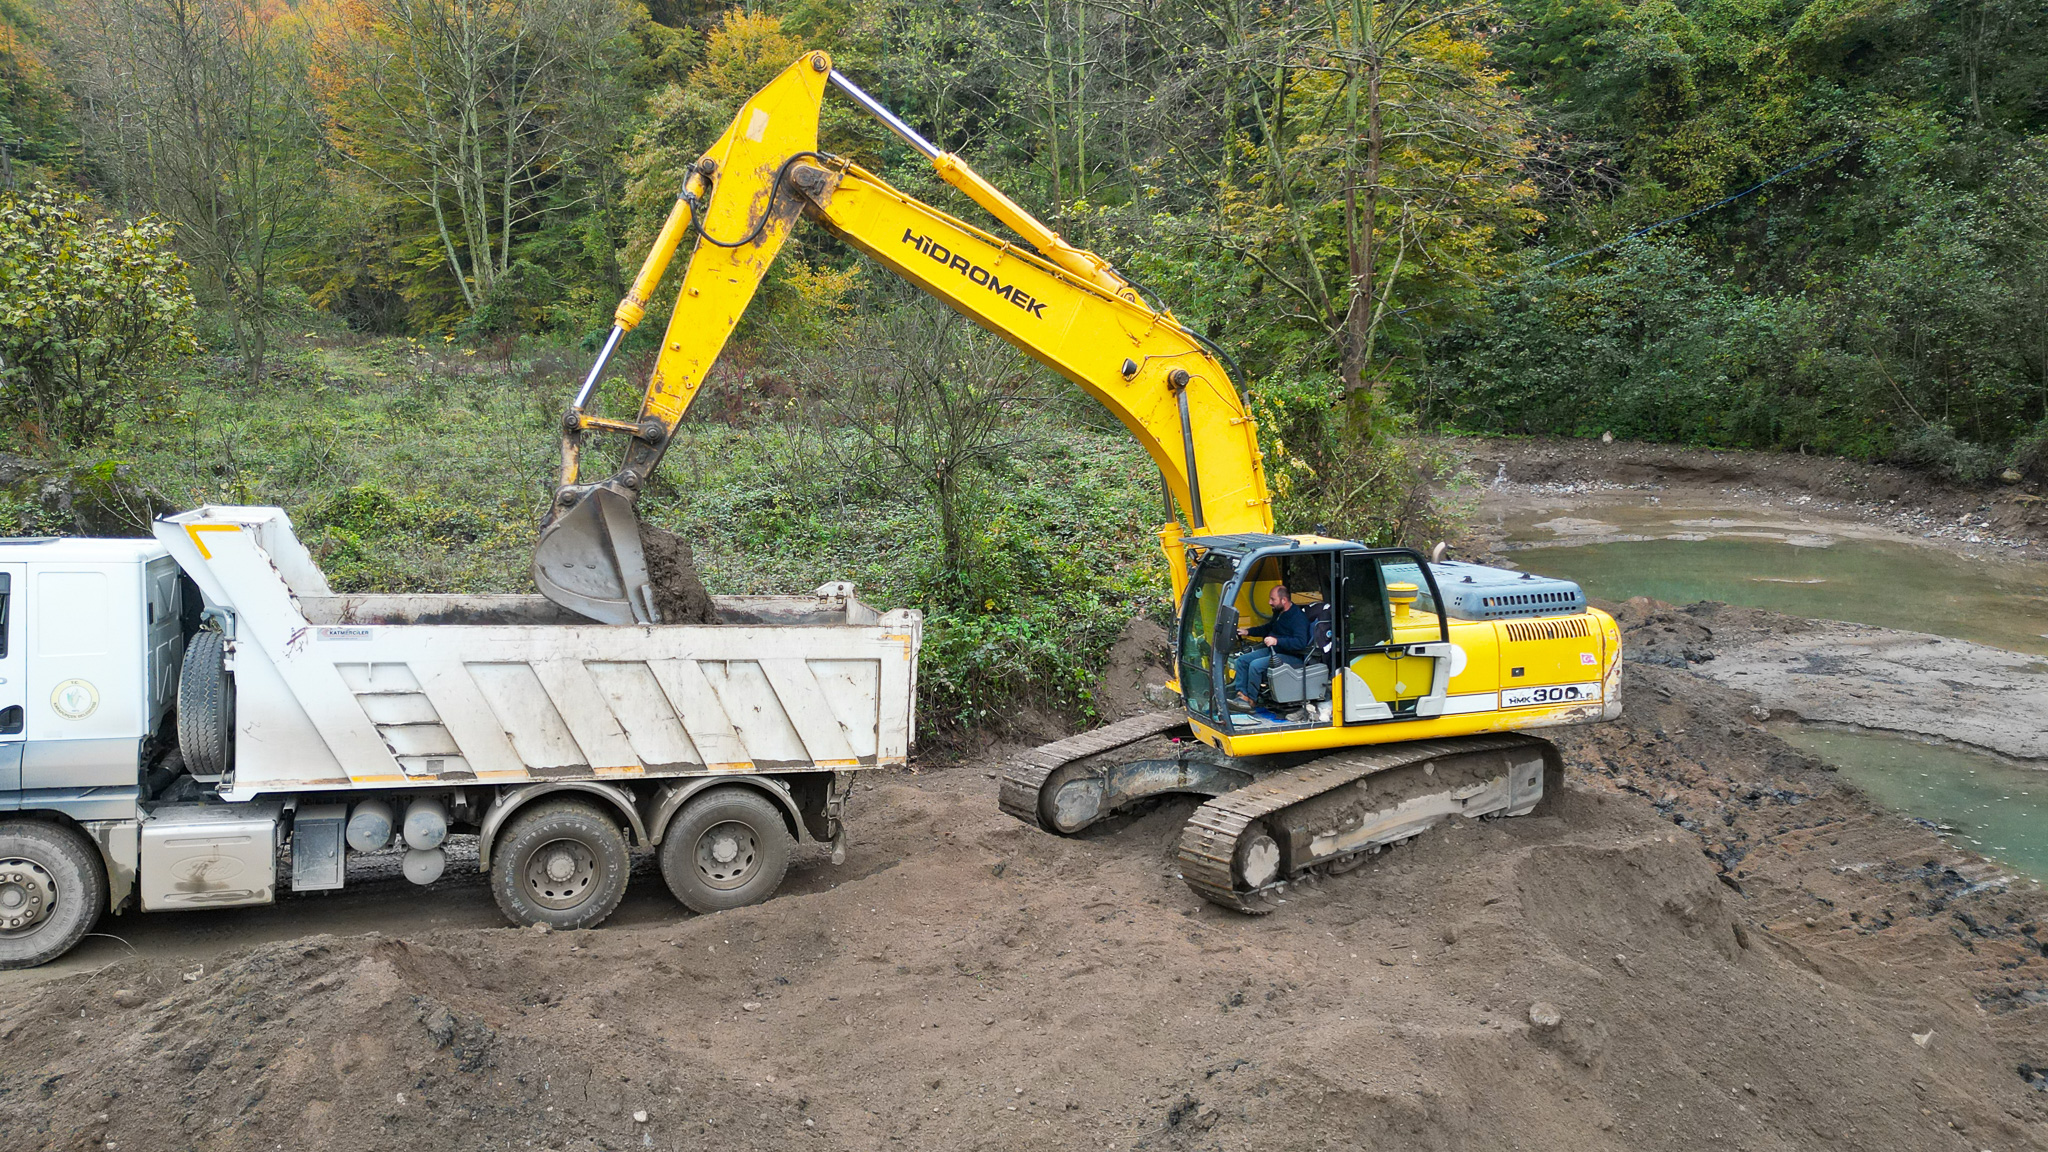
[533,52,1623,911]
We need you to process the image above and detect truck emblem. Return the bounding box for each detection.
[50,678,99,719]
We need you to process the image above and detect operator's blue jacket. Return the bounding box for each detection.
[1247,604,1310,658]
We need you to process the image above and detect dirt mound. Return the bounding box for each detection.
[3,661,2045,1149]
[641,523,719,624]
[1093,615,1173,720]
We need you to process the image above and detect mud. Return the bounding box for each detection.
[4,614,2046,1149]
[640,523,720,625]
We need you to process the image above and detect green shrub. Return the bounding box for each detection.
[2012,417,2048,481]
[0,186,197,446]
[1894,423,1999,486]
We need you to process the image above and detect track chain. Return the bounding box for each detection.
[1176,733,1552,912]
[998,711,1192,831]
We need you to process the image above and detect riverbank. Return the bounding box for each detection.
[1449,435,2048,564]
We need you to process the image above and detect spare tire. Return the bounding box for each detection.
[177,630,233,778]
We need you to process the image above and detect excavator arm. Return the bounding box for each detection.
[535,52,1273,624]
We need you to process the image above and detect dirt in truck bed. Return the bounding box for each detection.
[2,619,2046,1150]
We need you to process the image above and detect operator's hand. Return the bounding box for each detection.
[1264,635,1277,648]
[1236,627,1250,637]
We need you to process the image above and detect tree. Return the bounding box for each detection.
[1211,0,1538,405]
[0,187,196,447]
[0,0,77,186]
[53,0,322,382]
[310,0,636,324]
[803,295,1040,598]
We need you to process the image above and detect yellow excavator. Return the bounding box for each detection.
[533,53,1622,911]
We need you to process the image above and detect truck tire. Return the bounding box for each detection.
[177,630,233,778]
[0,821,107,969]
[659,787,793,914]
[489,800,630,930]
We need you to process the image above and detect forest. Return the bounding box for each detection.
[0,0,2044,726]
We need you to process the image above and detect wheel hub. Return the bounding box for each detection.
[695,821,759,890]
[524,838,597,910]
[0,859,55,934]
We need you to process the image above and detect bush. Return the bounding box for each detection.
[1893,423,1999,486]
[1252,372,1466,548]
[0,187,197,446]
[2011,417,2048,482]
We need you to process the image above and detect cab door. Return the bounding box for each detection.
[0,566,24,794]
[1338,552,1448,722]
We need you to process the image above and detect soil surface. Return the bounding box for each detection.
[640,524,720,625]
[1095,617,1175,721]
[3,614,2046,1150]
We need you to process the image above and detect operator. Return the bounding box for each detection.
[1230,584,1309,710]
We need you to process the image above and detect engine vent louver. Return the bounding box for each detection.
[1426,561,1587,620]
[1504,616,1592,643]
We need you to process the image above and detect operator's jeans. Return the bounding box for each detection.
[1230,647,1300,702]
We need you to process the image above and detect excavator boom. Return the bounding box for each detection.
[535,52,1268,624]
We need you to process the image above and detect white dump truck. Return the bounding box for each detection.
[0,505,921,967]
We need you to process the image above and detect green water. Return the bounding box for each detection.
[1774,727,2048,882]
[1506,533,2048,656]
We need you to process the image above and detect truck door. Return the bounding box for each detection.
[0,565,22,793]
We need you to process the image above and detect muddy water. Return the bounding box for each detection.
[1773,726,2048,883]
[1500,501,2048,655]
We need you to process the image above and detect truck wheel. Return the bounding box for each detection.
[489,800,631,930]
[178,630,232,778]
[0,821,107,970]
[659,788,794,914]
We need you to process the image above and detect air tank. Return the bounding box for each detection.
[402,847,446,885]
[345,799,395,853]
[403,797,449,850]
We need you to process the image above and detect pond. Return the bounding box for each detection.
[1773,726,2048,884]
[1500,501,2048,656]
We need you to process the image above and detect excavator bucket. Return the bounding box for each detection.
[532,484,658,625]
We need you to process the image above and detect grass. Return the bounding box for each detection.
[105,332,1171,736]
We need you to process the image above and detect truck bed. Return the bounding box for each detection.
[156,508,921,801]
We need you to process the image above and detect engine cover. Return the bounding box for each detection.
[1427,560,1587,621]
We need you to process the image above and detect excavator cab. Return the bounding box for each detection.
[1177,537,1456,738]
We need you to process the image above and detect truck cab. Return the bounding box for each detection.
[0,537,185,961]
[0,538,185,808]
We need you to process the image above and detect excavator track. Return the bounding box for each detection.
[1176,734,1560,913]
[998,711,1192,830]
